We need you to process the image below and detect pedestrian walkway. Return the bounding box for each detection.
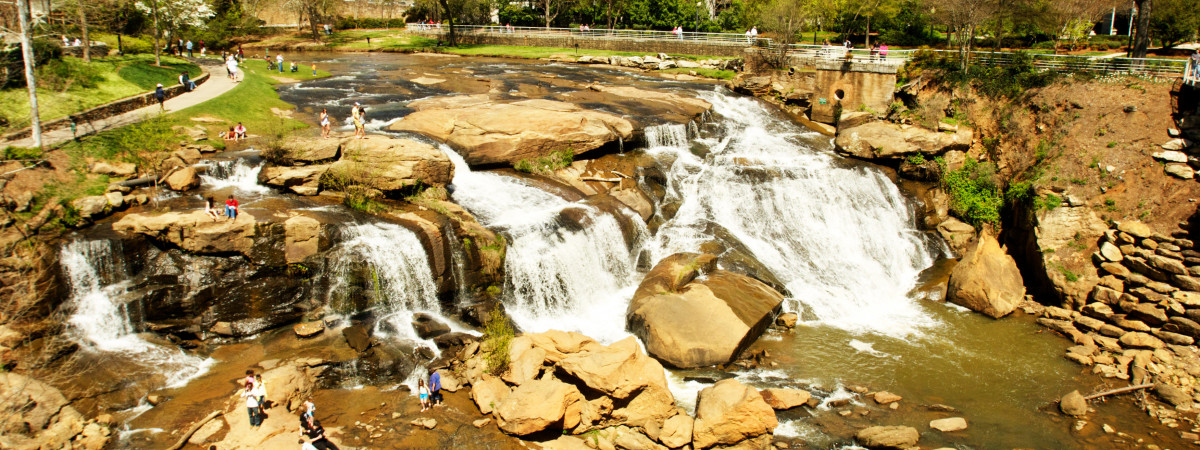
[5,58,238,149]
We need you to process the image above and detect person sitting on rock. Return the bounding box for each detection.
[225,196,239,220]
[233,122,247,141]
[205,197,220,221]
[300,404,338,450]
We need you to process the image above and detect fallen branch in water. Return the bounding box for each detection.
[168,410,223,450]
[611,170,631,179]
[1084,383,1153,401]
[582,176,620,183]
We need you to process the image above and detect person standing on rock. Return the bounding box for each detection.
[254,374,267,410]
[418,379,430,412]
[225,196,239,220]
[429,369,442,406]
[319,109,331,139]
[154,83,166,112]
[241,382,262,427]
[351,103,366,139]
[300,404,338,450]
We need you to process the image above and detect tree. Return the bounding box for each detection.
[756,0,809,67]
[1043,0,1121,52]
[15,0,43,148]
[1131,0,1150,58]
[932,0,998,69]
[539,0,574,27]
[1149,0,1200,48]
[846,0,902,48]
[135,0,215,64]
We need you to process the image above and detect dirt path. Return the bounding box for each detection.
[6,58,238,149]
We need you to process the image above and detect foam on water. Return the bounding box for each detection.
[198,158,271,194]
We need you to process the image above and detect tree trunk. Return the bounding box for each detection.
[544,0,551,28]
[77,1,90,62]
[151,0,161,65]
[16,0,42,149]
[865,15,870,49]
[1132,0,1151,58]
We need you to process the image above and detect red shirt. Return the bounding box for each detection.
[226,198,239,208]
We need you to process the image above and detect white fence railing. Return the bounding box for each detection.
[405,24,1191,77]
[406,23,769,46]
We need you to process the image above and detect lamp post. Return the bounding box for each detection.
[696,1,702,32]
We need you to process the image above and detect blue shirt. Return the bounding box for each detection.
[430,372,441,391]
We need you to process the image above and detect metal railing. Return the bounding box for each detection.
[406,23,771,46]
[405,24,1191,77]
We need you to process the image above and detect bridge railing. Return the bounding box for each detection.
[405,23,771,46]
[405,24,1190,77]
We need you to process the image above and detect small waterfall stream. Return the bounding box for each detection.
[440,146,645,343]
[60,240,212,388]
[197,156,271,194]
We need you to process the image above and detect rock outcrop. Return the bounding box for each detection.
[391,95,635,167]
[0,372,107,449]
[258,165,328,196]
[691,379,778,448]
[114,211,258,258]
[626,253,785,368]
[835,121,973,161]
[453,330,776,449]
[259,135,453,197]
[947,232,1026,318]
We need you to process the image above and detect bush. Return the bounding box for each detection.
[942,158,1002,226]
[513,149,573,174]
[1,39,62,88]
[483,308,514,375]
[3,146,43,160]
[333,17,408,30]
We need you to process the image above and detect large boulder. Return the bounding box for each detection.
[835,121,972,160]
[947,232,1025,318]
[855,425,920,449]
[90,161,137,177]
[113,211,257,257]
[258,164,329,196]
[471,374,510,415]
[390,95,634,167]
[627,253,784,368]
[557,336,670,399]
[284,215,321,264]
[163,166,201,191]
[0,373,91,449]
[282,137,342,163]
[494,378,585,435]
[691,379,777,449]
[760,388,811,410]
[330,136,454,194]
[581,84,713,122]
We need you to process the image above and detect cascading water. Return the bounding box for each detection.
[646,91,944,336]
[197,157,270,194]
[439,145,645,343]
[60,240,212,388]
[324,222,442,342]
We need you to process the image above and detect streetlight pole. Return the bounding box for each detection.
[696,1,701,32]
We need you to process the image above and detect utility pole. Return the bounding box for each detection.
[17,0,43,149]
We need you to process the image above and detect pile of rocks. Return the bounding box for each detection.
[576,53,737,72]
[450,330,793,448]
[1034,219,1200,428]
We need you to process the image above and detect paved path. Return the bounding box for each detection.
[7,58,238,149]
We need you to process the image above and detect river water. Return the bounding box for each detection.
[58,52,1171,448]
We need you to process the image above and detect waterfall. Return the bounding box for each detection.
[647,91,943,336]
[198,157,270,194]
[324,223,442,342]
[60,240,212,388]
[439,145,644,343]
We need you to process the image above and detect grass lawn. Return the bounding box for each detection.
[0,54,199,134]
[659,67,736,79]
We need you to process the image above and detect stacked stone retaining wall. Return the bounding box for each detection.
[2,72,209,142]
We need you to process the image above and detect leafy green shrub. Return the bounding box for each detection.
[941,158,1002,226]
[1041,193,1062,211]
[483,308,514,375]
[906,153,926,165]
[3,146,43,160]
[513,149,574,174]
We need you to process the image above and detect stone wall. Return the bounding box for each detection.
[805,60,897,124]
[444,33,749,57]
[1032,218,1200,426]
[2,72,209,142]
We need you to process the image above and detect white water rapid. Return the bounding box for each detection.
[61,240,212,388]
[440,146,645,343]
[198,157,271,194]
[646,91,943,337]
[324,223,450,342]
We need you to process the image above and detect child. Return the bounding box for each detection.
[418,379,430,412]
[205,197,220,221]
